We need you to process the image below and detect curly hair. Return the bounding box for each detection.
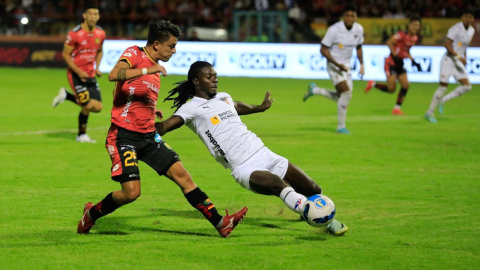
[164,61,213,111]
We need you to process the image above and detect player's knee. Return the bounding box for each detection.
[124,189,141,203]
[462,84,472,93]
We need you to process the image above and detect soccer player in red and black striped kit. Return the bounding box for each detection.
[77,20,247,237]
[365,16,422,115]
[52,6,105,143]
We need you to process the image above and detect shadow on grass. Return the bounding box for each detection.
[45,131,77,141]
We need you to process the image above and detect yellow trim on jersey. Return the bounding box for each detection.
[142,47,157,64]
[64,44,74,49]
[119,58,132,68]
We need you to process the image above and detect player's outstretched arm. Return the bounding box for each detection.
[155,115,185,136]
[356,45,364,77]
[234,91,274,115]
[108,61,167,81]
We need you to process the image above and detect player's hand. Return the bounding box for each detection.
[260,91,274,111]
[77,70,89,82]
[337,64,348,72]
[148,64,168,77]
[359,64,365,78]
[95,69,102,77]
[155,109,164,120]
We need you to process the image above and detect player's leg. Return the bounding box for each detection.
[441,78,472,105]
[392,73,409,115]
[53,70,81,107]
[282,162,322,197]
[303,82,338,102]
[76,81,102,142]
[144,136,246,238]
[78,126,142,233]
[335,79,352,134]
[426,82,448,122]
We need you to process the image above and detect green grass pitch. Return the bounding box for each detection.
[0,67,479,269]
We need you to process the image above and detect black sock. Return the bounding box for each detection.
[65,91,76,103]
[89,192,121,220]
[396,88,408,106]
[374,83,390,92]
[185,187,222,227]
[78,112,89,136]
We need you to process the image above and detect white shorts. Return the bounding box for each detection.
[231,146,289,191]
[439,54,468,83]
[327,62,353,91]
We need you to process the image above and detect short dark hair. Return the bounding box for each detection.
[409,15,421,23]
[462,9,474,16]
[343,4,357,14]
[147,20,181,45]
[84,5,98,13]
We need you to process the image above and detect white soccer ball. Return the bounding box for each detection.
[302,194,336,228]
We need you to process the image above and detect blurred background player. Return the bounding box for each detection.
[77,21,247,237]
[364,16,422,115]
[425,10,475,123]
[51,6,105,143]
[303,4,364,135]
[157,61,348,236]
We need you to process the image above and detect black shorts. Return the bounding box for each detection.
[67,70,102,106]
[385,57,406,76]
[105,124,181,183]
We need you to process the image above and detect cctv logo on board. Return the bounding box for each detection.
[239,53,286,69]
[405,57,432,73]
[170,52,217,67]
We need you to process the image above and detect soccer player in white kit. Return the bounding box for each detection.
[156,61,348,235]
[303,4,364,135]
[425,10,475,123]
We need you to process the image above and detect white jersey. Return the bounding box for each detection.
[174,92,264,169]
[446,22,475,57]
[321,21,364,65]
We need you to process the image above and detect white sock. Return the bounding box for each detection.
[442,85,471,103]
[280,187,307,214]
[337,90,352,130]
[394,104,401,110]
[313,87,338,101]
[427,86,447,115]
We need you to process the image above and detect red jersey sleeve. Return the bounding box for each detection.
[393,31,404,44]
[118,46,141,68]
[64,30,77,49]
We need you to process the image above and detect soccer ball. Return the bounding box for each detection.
[302,194,336,228]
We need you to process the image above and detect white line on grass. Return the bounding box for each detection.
[0,126,110,137]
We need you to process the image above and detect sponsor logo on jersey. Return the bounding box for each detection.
[210,115,221,125]
[155,134,162,142]
[205,130,226,156]
[95,38,100,44]
[170,52,217,67]
[338,43,344,49]
[220,97,230,104]
[239,53,286,69]
[218,110,236,121]
[112,164,120,172]
[123,52,132,57]
[107,145,115,156]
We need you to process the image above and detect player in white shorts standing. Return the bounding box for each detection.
[303,4,364,135]
[425,10,475,123]
[155,61,348,236]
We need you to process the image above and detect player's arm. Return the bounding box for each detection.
[356,45,364,76]
[62,45,89,81]
[386,36,398,57]
[234,91,274,115]
[444,38,466,65]
[95,44,103,77]
[320,44,347,71]
[108,60,167,81]
[155,115,185,136]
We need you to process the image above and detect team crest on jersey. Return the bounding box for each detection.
[458,42,463,47]
[210,115,221,125]
[95,38,100,44]
[220,97,230,104]
[338,43,344,49]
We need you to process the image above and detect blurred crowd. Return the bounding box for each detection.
[1,0,478,42]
